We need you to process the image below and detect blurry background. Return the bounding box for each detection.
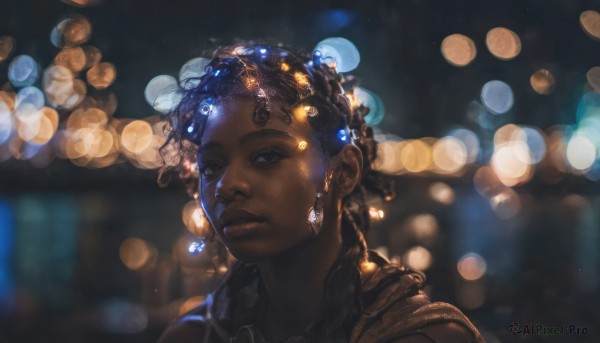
[1,0,600,342]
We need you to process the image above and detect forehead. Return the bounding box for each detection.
[200,97,313,144]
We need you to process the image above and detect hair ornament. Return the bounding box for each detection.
[233,46,254,56]
[253,87,271,122]
[337,128,349,142]
[312,49,322,66]
[304,105,319,118]
[183,118,200,142]
[199,97,215,116]
[255,46,270,58]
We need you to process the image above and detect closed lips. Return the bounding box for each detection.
[219,209,265,228]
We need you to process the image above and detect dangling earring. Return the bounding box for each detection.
[308,192,325,235]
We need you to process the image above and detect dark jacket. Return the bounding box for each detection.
[160,251,485,343]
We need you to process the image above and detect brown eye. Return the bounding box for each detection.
[199,162,222,177]
[253,149,285,165]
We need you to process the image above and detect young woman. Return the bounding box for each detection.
[158,43,484,343]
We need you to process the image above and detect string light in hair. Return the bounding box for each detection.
[184,119,200,142]
[256,46,270,58]
[186,123,195,134]
[304,105,319,117]
[337,128,349,142]
[199,98,215,116]
[313,49,322,65]
[294,72,310,87]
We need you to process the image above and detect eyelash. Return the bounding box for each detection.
[198,148,287,178]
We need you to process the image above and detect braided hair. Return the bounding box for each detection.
[161,42,395,342]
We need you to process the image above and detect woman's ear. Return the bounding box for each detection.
[335,144,363,196]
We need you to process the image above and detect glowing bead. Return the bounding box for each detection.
[304,106,318,117]
[337,128,349,142]
[199,98,214,116]
[256,46,270,58]
[313,49,322,65]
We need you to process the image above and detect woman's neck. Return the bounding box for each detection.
[255,211,343,339]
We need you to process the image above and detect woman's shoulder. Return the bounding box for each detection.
[352,251,484,343]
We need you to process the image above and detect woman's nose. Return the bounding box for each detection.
[214,162,252,202]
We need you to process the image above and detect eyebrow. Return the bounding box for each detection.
[198,128,295,154]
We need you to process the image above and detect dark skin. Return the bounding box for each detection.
[158,97,477,342]
[159,96,363,342]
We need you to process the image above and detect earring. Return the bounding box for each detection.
[308,192,325,235]
[188,237,207,255]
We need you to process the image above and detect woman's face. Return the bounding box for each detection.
[197,96,329,261]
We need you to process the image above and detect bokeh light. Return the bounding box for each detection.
[119,237,157,271]
[530,69,556,95]
[580,10,600,41]
[120,120,153,155]
[87,62,116,90]
[432,136,468,174]
[15,87,45,120]
[0,35,16,63]
[457,252,487,280]
[428,182,455,205]
[448,128,480,163]
[440,33,477,67]
[372,140,404,174]
[50,15,92,48]
[400,139,432,173]
[408,214,439,245]
[486,27,521,60]
[8,55,39,87]
[490,188,521,219]
[473,166,505,199]
[402,246,433,271]
[0,108,12,145]
[179,57,210,89]
[147,75,181,114]
[314,37,360,72]
[481,80,514,114]
[82,45,102,69]
[352,87,385,126]
[55,47,86,73]
[586,66,600,93]
[566,133,596,171]
[491,143,532,186]
[43,64,75,108]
